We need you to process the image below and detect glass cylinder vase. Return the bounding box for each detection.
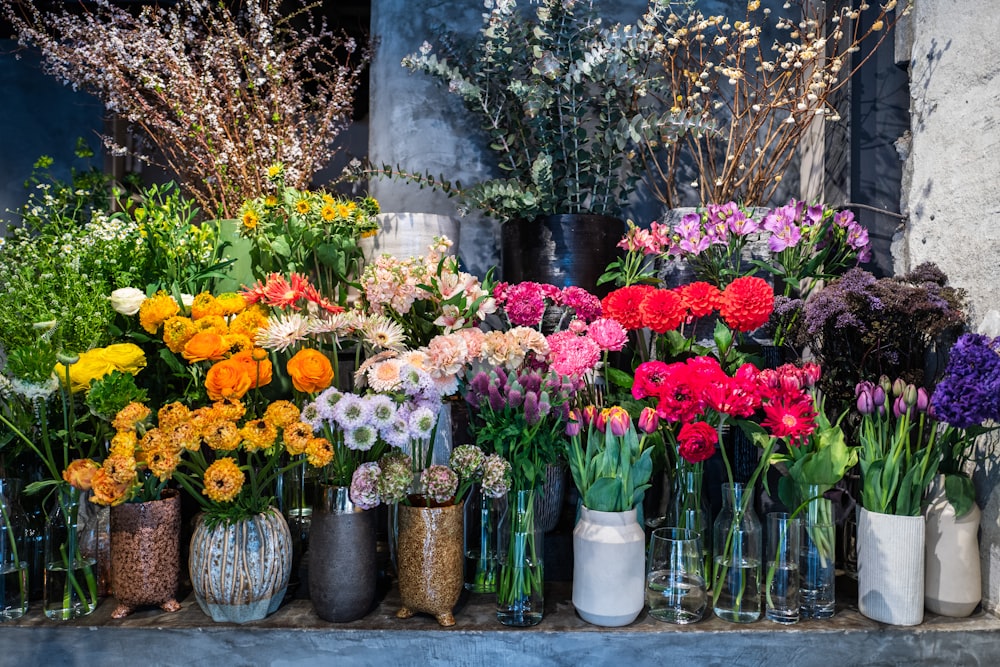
[0,479,28,620]
[666,462,712,582]
[800,485,836,619]
[712,482,762,623]
[765,512,800,624]
[463,483,497,593]
[496,489,544,627]
[43,485,98,620]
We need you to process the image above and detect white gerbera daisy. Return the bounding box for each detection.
[254,313,311,352]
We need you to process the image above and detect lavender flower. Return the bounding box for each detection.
[421,465,458,503]
[350,462,381,510]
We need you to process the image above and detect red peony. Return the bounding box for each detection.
[677,421,718,464]
[601,285,655,331]
[719,276,774,332]
[677,281,722,318]
[640,289,687,334]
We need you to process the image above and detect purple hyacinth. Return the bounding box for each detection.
[931,333,1000,428]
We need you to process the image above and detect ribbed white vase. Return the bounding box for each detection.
[857,507,925,626]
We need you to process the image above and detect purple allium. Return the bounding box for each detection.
[420,465,458,503]
[350,462,381,510]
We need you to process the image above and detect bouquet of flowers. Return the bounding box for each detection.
[491,281,602,332]
[360,236,496,348]
[237,165,380,307]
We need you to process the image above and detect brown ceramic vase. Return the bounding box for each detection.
[395,500,464,627]
[109,489,182,618]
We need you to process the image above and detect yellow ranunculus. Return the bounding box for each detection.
[54,343,147,393]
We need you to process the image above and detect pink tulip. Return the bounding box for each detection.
[637,407,659,434]
[607,406,631,437]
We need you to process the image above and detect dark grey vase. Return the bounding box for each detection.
[308,485,377,622]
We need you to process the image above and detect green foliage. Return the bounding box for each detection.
[566,415,653,512]
[380,0,709,221]
[83,370,147,422]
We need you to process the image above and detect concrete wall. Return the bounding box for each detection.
[894,0,1000,613]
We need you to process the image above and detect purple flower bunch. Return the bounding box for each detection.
[855,376,931,419]
[931,333,1000,429]
[465,367,575,426]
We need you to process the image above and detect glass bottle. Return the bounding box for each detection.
[666,462,712,582]
[463,483,497,593]
[0,479,28,620]
[712,482,762,623]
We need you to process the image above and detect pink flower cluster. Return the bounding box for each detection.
[546,317,628,379]
[617,220,678,256]
[493,281,602,328]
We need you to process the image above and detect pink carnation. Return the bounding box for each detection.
[561,286,602,322]
[502,282,548,326]
[548,332,601,378]
[587,317,628,352]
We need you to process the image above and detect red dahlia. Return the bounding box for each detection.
[719,276,774,332]
[601,285,655,330]
[677,281,722,318]
[640,288,687,333]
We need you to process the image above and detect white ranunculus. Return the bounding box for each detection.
[108,287,146,316]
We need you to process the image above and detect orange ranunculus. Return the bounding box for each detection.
[230,349,273,389]
[204,358,254,401]
[63,459,100,491]
[286,348,334,393]
[182,331,231,363]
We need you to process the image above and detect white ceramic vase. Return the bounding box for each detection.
[857,507,925,626]
[571,506,645,627]
[924,475,982,617]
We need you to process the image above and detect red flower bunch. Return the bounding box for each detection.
[632,355,820,465]
[718,276,773,332]
[241,272,343,314]
[601,281,724,334]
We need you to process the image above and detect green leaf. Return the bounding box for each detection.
[944,473,976,518]
[605,367,634,390]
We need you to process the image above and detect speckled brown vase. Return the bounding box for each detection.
[109,489,182,619]
[395,500,464,627]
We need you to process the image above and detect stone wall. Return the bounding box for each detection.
[895,0,1000,613]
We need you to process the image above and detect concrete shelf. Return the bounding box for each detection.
[4,580,1000,666]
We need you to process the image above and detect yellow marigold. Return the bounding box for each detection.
[240,419,278,452]
[167,420,202,452]
[229,307,269,339]
[162,316,197,353]
[112,402,152,432]
[146,447,181,482]
[103,453,138,486]
[202,457,244,503]
[182,331,230,363]
[109,430,138,457]
[90,468,130,506]
[216,292,247,316]
[305,437,334,468]
[264,400,300,428]
[139,428,168,457]
[63,458,100,491]
[193,314,229,334]
[191,292,224,320]
[157,401,192,430]
[203,420,241,451]
[139,291,181,334]
[283,421,313,456]
[320,204,337,221]
[213,398,246,422]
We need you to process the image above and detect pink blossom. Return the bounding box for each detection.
[587,317,628,351]
[561,285,602,322]
[549,333,601,378]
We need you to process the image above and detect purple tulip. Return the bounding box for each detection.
[607,407,631,437]
[857,387,875,415]
[873,385,887,408]
[893,395,908,418]
[566,409,582,437]
[638,407,659,434]
[916,387,930,412]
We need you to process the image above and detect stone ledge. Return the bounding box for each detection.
[4,581,1000,667]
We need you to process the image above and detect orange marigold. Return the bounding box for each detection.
[216,292,247,316]
[138,291,180,334]
[112,401,151,432]
[213,398,246,422]
[103,453,138,486]
[719,276,775,332]
[182,331,230,363]
[167,421,202,452]
[640,288,687,334]
[203,420,241,451]
[109,430,138,457]
[191,292,224,320]
[264,400,300,428]
[162,316,197,353]
[202,457,244,503]
[283,421,313,456]
[305,437,334,468]
[225,333,255,355]
[146,448,181,482]
[193,314,229,334]
[240,419,278,452]
[228,305,269,339]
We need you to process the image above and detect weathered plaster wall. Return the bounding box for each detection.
[896,0,1000,612]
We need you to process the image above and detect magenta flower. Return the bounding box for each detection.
[637,406,659,434]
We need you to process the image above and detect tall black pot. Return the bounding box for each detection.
[308,485,377,622]
[501,214,625,297]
